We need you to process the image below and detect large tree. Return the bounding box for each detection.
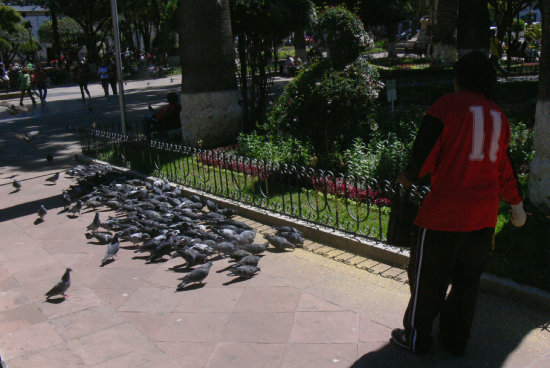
[457,0,490,56]
[179,0,242,148]
[529,0,550,210]
[431,0,458,68]
[38,17,83,61]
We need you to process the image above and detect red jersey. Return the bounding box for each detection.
[414,91,522,231]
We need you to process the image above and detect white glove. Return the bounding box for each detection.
[510,201,527,227]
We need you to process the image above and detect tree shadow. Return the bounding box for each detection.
[0,193,64,222]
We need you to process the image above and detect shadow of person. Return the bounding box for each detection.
[352,293,550,368]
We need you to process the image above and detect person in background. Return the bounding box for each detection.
[19,67,36,106]
[146,92,182,138]
[75,62,91,102]
[33,66,48,102]
[0,62,10,90]
[390,51,526,356]
[98,60,110,97]
[489,30,507,76]
[108,59,118,95]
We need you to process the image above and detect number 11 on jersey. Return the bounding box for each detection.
[469,105,502,163]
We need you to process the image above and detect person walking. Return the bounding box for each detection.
[490,30,507,76]
[108,59,117,95]
[33,66,48,102]
[390,51,526,356]
[19,68,36,106]
[98,60,110,97]
[75,62,91,101]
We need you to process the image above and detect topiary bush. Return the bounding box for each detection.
[316,6,372,69]
[266,58,382,163]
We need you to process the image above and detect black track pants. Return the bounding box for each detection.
[402,227,494,353]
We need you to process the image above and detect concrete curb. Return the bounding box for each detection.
[76,153,550,311]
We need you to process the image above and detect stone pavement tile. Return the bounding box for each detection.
[201,260,254,288]
[119,312,167,340]
[0,288,31,312]
[118,287,180,313]
[0,321,64,360]
[67,323,155,366]
[91,347,180,368]
[93,288,132,310]
[79,266,156,291]
[156,342,217,368]
[146,263,192,288]
[289,311,359,343]
[222,312,294,343]
[41,238,91,255]
[0,274,18,291]
[37,287,102,319]
[0,243,58,273]
[296,292,345,312]
[529,352,550,368]
[50,305,123,340]
[359,317,392,342]
[206,342,285,368]
[173,287,244,313]
[0,303,46,334]
[153,312,232,342]
[246,272,290,288]
[281,343,358,368]
[6,342,86,368]
[233,286,301,313]
[0,220,21,236]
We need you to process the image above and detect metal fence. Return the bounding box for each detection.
[79,127,429,243]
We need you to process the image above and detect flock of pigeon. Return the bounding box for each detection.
[23,163,304,299]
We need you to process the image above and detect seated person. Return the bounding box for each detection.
[150,92,182,137]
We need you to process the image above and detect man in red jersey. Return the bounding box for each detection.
[390,51,526,356]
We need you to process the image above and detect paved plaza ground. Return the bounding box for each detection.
[0,79,549,367]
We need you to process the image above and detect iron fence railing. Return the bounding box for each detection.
[79,127,429,244]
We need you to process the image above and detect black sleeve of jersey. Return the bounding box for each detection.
[402,114,444,182]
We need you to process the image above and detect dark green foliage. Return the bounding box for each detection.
[316,6,369,69]
[508,121,534,172]
[266,58,382,158]
[237,132,313,165]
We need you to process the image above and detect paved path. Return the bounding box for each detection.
[1,78,549,368]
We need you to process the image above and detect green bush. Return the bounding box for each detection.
[508,121,534,172]
[237,132,313,165]
[266,58,382,159]
[316,6,372,69]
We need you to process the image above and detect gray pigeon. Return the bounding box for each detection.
[238,242,269,255]
[86,232,113,244]
[101,234,120,265]
[14,130,39,143]
[12,179,21,190]
[45,268,72,299]
[177,261,213,290]
[62,191,72,209]
[265,234,295,251]
[37,204,47,220]
[229,265,260,278]
[68,200,82,216]
[86,212,101,233]
[234,255,260,267]
[45,172,59,184]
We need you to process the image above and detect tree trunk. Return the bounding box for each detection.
[49,0,61,61]
[457,0,490,57]
[179,0,242,148]
[431,0,458,68]
[294,31,307,62]
[387,23,398,58]
[529,0,550,210]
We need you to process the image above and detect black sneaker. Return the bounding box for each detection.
[391,328,431,354]
[390,328,410,351]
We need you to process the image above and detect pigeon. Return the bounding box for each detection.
[62,191,72,209]
[46,154,53,162]
[238,242,269,255]
[85,232,113,244]
[68,200,82,216]
[101,234,120,265]
[277,231,304,246]
[12,179,21,191]
[14,130,39,143]
[177,262,213,290]
[37,204,47,220]
[45,268,72,299]
[129,232,149,245]
[86,212,101,233]
[45,172,59,184]
[229,265,260,278]
[230,249,252,260]
[265,234,296,251]
[179,247,208,268]
[233,254,260,267]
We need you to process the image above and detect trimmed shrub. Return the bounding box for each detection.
[266,58,382,160]
[316,6,372,69]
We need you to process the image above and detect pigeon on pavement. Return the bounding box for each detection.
[37,204,47,220]
[86,212,101,233]
[265,234,296,251]
[229,265,260,278]
[14,130,39,143]
[68,200,82,216]
[101,234,120,265]
[177,262,213,290]
[45,268,72,300]
[45,172,60,184]
[12,179,21,191]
